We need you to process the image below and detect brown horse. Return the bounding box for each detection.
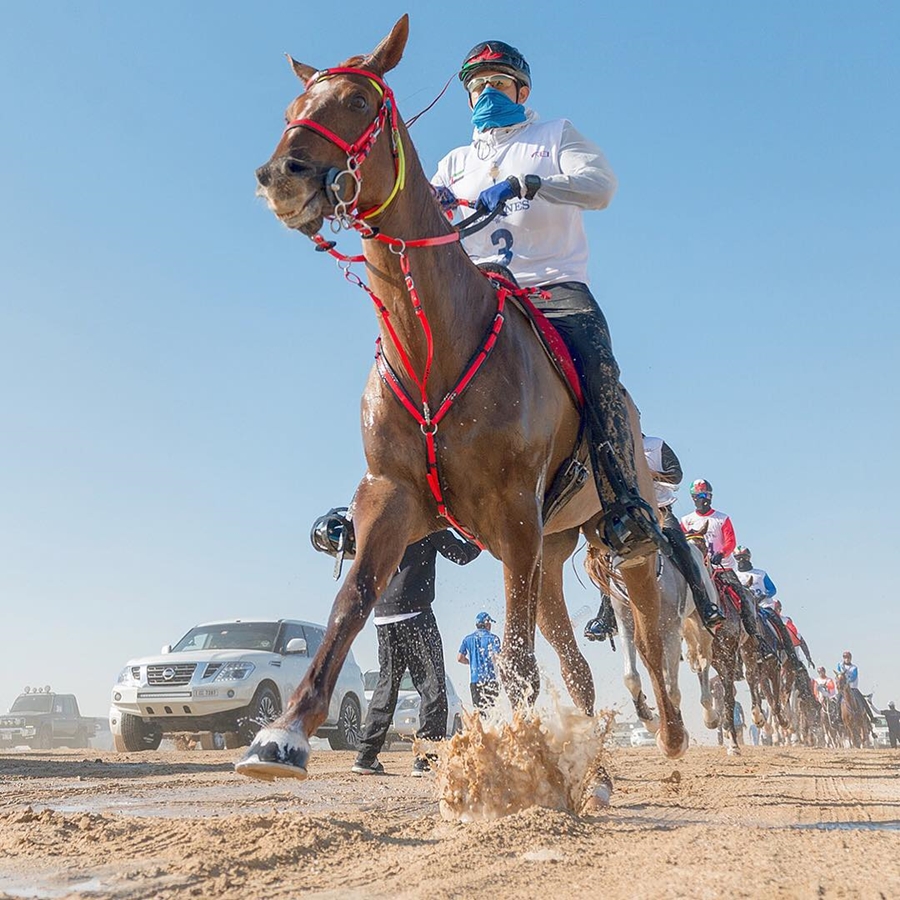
[684,524,765,754]
[835,671,871,749]
[237,16,688,780]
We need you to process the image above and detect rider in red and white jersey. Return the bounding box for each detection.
[680,479,773,661]
[814,666,836,702]
[772,600,814,668]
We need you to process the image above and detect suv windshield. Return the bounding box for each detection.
[172,622,280,653]
[11,695,52,713]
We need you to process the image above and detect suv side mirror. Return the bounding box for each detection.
[285,637,308,656]
[161,645,172,654]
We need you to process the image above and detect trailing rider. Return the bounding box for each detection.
[680,479,774,662]
[585,436,725,641]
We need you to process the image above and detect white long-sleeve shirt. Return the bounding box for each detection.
[432,111,617,287]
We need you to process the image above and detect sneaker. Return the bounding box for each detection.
[411,756,432,777]
[351,757,385,775]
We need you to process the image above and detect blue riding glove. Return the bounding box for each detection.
[432,185,459,211]
[476,177,520,213]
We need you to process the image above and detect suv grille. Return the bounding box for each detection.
[147,663,197,686]
[203,663,223,679]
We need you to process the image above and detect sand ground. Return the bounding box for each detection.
[1,745,899,899]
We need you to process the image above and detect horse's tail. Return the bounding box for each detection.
[584,546,626,597]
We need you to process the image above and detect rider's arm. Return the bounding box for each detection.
[720,516,737,558]
[430,530,482,566]
[535,121,617,210]
[457,637,469,665]
[763,574,777,597]
[657,441,683,485]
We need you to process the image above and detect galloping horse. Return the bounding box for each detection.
[684,524,764,754]
[239,16,687,779]
[835,670,870,749]
[586,545,719,734]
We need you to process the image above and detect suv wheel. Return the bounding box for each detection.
[118,713,163,752]
[35,726,53,750]
[237,685,281,745]
[328,695,362,750]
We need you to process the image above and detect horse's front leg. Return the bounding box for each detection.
[497,513,544,707]
[722,675,741,756]
[621,558,689,758]
[235,478,419,780]
[536,529,595,714]
[612,591,657,729]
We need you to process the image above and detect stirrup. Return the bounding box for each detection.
[602,497,666,565]
[695,596,725,634]
[584,614,618,643]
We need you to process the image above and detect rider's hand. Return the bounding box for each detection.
[432,185,459,211]
[476,177,521,213]
[710,551,724,566]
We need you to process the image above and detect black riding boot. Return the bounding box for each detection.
[534,284,666,566]
[663,518,725,633]
[585,594,618,642]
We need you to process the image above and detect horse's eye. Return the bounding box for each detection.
[349,94,368,111]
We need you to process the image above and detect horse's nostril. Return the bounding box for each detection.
[256,164,272,187]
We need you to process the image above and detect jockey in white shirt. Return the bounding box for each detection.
[734,547,777,606]
[432,40,668,569]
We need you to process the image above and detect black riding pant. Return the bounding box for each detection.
[470,680,500,713]
[357,609,448,760]
[532,282,638,506]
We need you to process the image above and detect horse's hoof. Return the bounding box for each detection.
[656,728,689,759]
[726,744,741,757]
[234,728,310,781]
[643,715,661,735]
[703,712,720,730]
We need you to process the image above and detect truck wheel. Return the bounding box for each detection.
[328,696,362,750]
[119,714,163,752]
[35,726,53,750]
[237,685,281,745]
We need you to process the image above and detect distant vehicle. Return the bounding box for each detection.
[109,619,366,753]
[871,715,890,749]
[0,687,96,749]
[392,674,465,740]
[608,721,637,748]
[630,725,656,748]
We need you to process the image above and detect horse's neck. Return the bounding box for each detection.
[362,142,497,395]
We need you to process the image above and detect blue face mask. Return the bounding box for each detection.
[470,86,526,132]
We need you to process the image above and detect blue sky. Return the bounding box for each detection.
[2,3,898,740]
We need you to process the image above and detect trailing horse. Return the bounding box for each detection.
[585,544,719,735]
[238,16,687,780]
[835,670,871,749]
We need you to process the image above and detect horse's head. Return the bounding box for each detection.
[684,521,710,560]
[255,16,409,236]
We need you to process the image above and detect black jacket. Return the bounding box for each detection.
[374,531,481,617]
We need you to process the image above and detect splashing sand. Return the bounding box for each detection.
[428,704,615,822]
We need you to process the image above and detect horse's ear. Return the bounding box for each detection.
[287,55,318,86]
[365,14,409,76]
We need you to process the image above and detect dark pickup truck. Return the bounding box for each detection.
[0,689,96,749]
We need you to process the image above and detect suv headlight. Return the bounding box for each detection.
[116,666,140,686]
[213,662,256,682]
[396,696,419,712]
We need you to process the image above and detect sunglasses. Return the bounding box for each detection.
[466,74,517,95]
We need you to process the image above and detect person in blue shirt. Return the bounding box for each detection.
[458,612,502,712]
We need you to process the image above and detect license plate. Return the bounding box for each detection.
[1,733,12,741]
[194,688,219,698]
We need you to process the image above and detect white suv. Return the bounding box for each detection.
[109,619,365,752]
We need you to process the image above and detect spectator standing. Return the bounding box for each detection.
[458,612,502,712]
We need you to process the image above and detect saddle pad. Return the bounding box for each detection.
[505,291,584,408]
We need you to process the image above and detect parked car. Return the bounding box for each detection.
[871,714,890,748]
[630,725,657,748]
[0,687,97,749]
[608,721,637,749]
[392,674,465,740]
[109,619,366,752]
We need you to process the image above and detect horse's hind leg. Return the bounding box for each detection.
[235,478,420,781]
[537,528,595,714]
[612,591,658,730]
